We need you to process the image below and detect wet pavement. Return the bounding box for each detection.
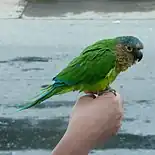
[0,0,155,155]
[23,0,155,19]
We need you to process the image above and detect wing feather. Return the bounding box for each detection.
[53,45,116,86]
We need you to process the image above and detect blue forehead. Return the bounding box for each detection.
[116,36,143,48]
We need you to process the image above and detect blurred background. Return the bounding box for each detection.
[0,0,155,154]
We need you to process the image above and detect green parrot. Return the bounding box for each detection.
[18,36,144,111]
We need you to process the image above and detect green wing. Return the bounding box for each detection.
[53,39,116,86]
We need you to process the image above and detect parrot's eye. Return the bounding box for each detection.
[125,46,133,52]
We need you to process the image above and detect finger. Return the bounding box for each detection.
[84,93,96,99]
[78,94,96,103]
[72,94,96,113]
[84,91,97,94]
[82,93,96,99]
[97,92,119,100]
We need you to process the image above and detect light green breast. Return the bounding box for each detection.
[80,67,119,92]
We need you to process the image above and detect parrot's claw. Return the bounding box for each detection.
[97,87,117,96]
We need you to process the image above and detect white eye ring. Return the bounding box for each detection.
[125,46,133,52]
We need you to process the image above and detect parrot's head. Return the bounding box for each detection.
[116,36,144,64]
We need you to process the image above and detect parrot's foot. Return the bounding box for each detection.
[97,87,117,96]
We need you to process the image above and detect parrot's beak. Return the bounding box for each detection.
[134,50,143,62]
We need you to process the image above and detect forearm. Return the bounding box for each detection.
[51,131,89,155]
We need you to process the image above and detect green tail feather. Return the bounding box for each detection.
[17,85,57,112]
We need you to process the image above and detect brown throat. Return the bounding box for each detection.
[115,44,135,72]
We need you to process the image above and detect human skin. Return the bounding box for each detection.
[52,92,124,155]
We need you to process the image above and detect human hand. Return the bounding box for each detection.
[52,92,123,155]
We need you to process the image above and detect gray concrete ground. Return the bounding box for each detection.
[24,0,155,19]
[1,0,155,19]
[0,0,155,155]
